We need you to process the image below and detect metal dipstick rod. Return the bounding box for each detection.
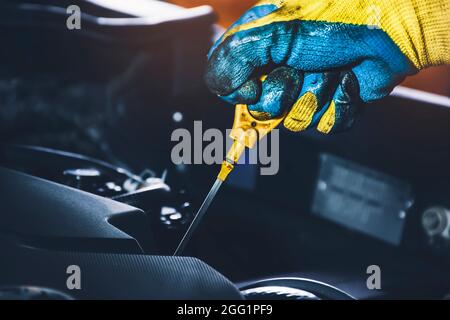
[173,103,285,256]
[173,178,223,256]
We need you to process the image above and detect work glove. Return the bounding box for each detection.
[205,0,450,133]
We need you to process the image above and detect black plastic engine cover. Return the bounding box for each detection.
[0,167,152,254]
[0,239,242,300]
[0,167,242,299]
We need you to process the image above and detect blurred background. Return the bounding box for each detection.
[169,0,450,97]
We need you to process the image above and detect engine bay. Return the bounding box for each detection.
[0,0,450,300]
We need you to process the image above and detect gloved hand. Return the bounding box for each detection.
[205,0,450,133]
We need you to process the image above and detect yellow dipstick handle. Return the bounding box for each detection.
[217,104,285,181]
[217,140,245,181]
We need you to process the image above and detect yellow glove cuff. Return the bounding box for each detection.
[412,0,450,67]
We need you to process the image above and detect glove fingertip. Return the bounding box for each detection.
[317,71,361,134]
[249,66,304,119]
[283,92,319,132]
[316,101,336,134]
[220,79,261,105]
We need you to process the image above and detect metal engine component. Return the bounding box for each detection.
[422,206,450,259]
[422,207,450,239]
